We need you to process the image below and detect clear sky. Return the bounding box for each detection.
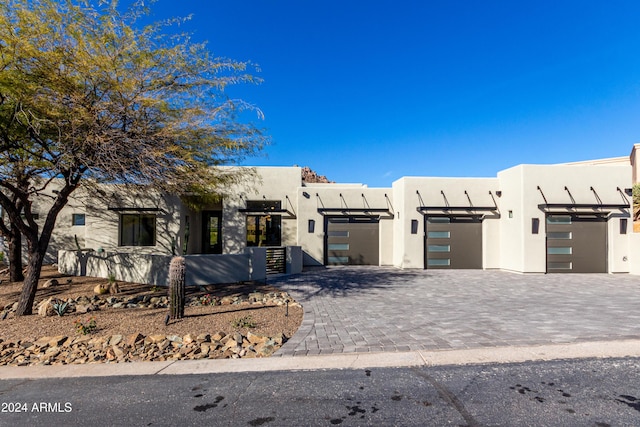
[142,0,640,187]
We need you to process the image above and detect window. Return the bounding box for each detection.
[548,262,572,270]
[428,245,451,252]
[119,214,156,246]
[72,214,85,226]
[427,258,450,266]
[547,247,572,255]
[246,214,281,247]
[427,217,450,223]
[547,215,571,224]
[328,243,349,250]
[548,232,572,240]
[427,231,450,238]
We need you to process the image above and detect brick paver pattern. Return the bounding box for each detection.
[270,267,640,357]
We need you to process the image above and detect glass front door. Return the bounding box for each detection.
[202,211,222,254]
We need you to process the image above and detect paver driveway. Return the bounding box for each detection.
[271,267,640,356]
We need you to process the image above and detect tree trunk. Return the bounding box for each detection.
[8,230,24,282]
[15,250,44,316]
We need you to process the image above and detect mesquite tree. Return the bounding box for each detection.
[0,0,267,315]
[168,256,186,320]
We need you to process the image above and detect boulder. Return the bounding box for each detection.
[93,284,108,295]
[42,279,58,289]
[37,298,55,317]
[108,282,120,294]
[247,331,268,345]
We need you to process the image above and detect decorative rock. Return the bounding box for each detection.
[108,335,123,346]
[167,335,182,344]
[108,282,120,294]
[75,304,91,314]
[196,333,211,343]
[233,332,243,345]
[247,331,268,345]
[42,279,59,288]
[220,296,235,305]
[93,284,108,295]
[76,296,92,305]
[126,333,145,347]
[248,292,264,302]
[37,298,55,317]
[211,332,226,341]
[0,286,298,366]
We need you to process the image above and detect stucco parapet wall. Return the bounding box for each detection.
[562,156,629,166]
[303,182,368,188]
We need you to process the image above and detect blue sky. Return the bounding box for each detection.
[142,1,640,187]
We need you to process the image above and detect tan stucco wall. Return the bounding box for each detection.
[297,183,393,266]
[504,164,631,273]
[392,176,500,269]
[30,182,182,262]
[222,167,302,254]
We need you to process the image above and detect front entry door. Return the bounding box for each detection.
[202,211,222,254]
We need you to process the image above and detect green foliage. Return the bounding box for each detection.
[231,315,256,329]
[107,273,116,284]
[52,299,69,317]
[0,0,267,315]
[74,317,97,335]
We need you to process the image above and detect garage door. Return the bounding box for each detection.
[325,217,379,265]
[546,214,607,273]
[425,216,482,269]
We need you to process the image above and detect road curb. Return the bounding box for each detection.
[1,339,640,379]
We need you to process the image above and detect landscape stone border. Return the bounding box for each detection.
[0,290,302,366]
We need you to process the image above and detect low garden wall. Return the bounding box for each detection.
[57,246,302,286]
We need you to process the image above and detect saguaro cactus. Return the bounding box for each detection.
[169,256,186,320]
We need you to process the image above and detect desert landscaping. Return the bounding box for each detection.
[0,266,303,366]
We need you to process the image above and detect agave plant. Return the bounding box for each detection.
[52,299,69,317]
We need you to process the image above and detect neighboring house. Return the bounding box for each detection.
[12,144,640,274]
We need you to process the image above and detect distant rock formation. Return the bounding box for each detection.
[301,166,333,184]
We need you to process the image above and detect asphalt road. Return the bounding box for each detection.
[1,357,639,426]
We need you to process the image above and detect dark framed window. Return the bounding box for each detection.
[246,214,281,247]
[72,214,86,226]
[119,214,156,246]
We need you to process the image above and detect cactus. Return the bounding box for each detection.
[169,256,186,320]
